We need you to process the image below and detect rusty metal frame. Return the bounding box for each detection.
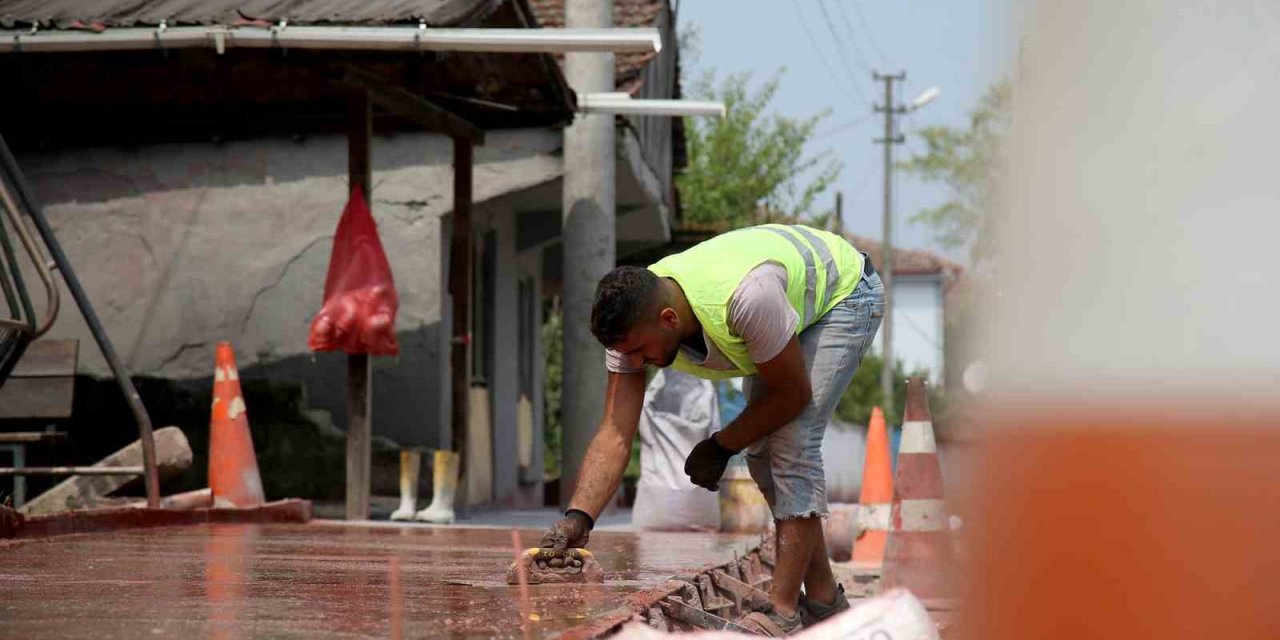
[558,537,779,639]
[0,134,160,507]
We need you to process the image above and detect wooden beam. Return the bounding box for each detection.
[449,137,473,467]
[8,339,77,377]
[345,89,373,522]
[19,425,191,517]
[0,378,75,419]
[341,66,485,144]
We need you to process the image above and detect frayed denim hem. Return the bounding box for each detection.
[773,509,828,521]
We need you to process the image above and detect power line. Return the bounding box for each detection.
[788,0,869,106]
[850,0,891,66]
[828,0,877,75]
[840,162,880,215]
[815,0,875,83]
[901,111,931,160]
[816,112,876,137]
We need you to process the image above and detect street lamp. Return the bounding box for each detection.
[910,86,941,111]
[0,26,663,55]
[577,93,726,117]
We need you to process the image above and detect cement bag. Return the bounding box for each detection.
[611,589,938,640]
[796,588,939,640]
[308,186,400,355]
[633,369,721,531]
[822,419,867,503]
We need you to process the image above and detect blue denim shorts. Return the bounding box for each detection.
[744,272,885,520]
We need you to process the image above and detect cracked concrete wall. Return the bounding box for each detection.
[16,129,563,448]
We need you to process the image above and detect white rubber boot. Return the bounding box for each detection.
[389,450,421,521]
[416,449,460,524]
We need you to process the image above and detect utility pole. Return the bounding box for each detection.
[874,72,905,416]
[560,0,615,508]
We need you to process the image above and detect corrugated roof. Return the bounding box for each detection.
[527,0,664,93]
[843,232,965,278]
[0,0,499,29]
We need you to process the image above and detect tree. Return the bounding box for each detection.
[835,353,926,428]
[678,71,842,227]
[899,81,1011,260]
[542,297,563,478]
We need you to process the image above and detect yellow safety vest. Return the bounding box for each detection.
[648,224,864,380]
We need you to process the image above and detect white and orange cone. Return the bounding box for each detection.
[851,406,894,572]
[881,377,955,598]
[208,342,265,508]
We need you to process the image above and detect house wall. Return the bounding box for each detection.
[460,194,549,508]
[515,243,546,502]
[16,129,563,454]
[885,275,946,383]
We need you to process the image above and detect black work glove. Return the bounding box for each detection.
[540,509,594,550]
[684,433,738,491]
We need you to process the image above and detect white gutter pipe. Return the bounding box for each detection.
[0,25,661,54]
[577,93,725,117]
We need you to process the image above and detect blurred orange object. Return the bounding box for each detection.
[965,408,1280,640]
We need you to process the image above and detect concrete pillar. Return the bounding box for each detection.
[491,207,519,506]
[560,0,615,508]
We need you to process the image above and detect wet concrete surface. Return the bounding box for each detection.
[1,523,756,639]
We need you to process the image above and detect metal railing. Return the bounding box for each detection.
[0,134,158,508]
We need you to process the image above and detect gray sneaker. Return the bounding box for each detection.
[736,608,803,637]
[798,584,850,627]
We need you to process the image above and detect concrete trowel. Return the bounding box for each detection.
[506,548,605,585]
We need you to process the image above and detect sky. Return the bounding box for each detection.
[677,0,1018,262]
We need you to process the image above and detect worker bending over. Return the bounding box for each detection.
[542,223,884,635]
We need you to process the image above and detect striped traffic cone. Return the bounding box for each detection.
[208,342,265,508]
[851,406,894,572]
[881,377,955,598]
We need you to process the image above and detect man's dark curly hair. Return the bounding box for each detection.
[591,266,662,346]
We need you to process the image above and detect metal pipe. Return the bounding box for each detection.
[0,135,162,508]
[0,178,34,329]
[0,26,661,54]
[0,178,60,337]
[0,466,145,476]
[577,95,725,117]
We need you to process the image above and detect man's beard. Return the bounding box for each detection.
[659,343,680,368]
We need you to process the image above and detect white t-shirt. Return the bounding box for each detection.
[605,262,800,374]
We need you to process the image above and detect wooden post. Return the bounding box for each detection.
[448,137,473,474]
[345,89,373,521]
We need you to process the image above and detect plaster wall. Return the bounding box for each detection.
[16,129,563,449]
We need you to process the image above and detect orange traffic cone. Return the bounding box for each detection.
[881,377,955,598]
[209,342,265,508]
[851,406,894,572]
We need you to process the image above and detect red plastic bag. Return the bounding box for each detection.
[308,186,400,355]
